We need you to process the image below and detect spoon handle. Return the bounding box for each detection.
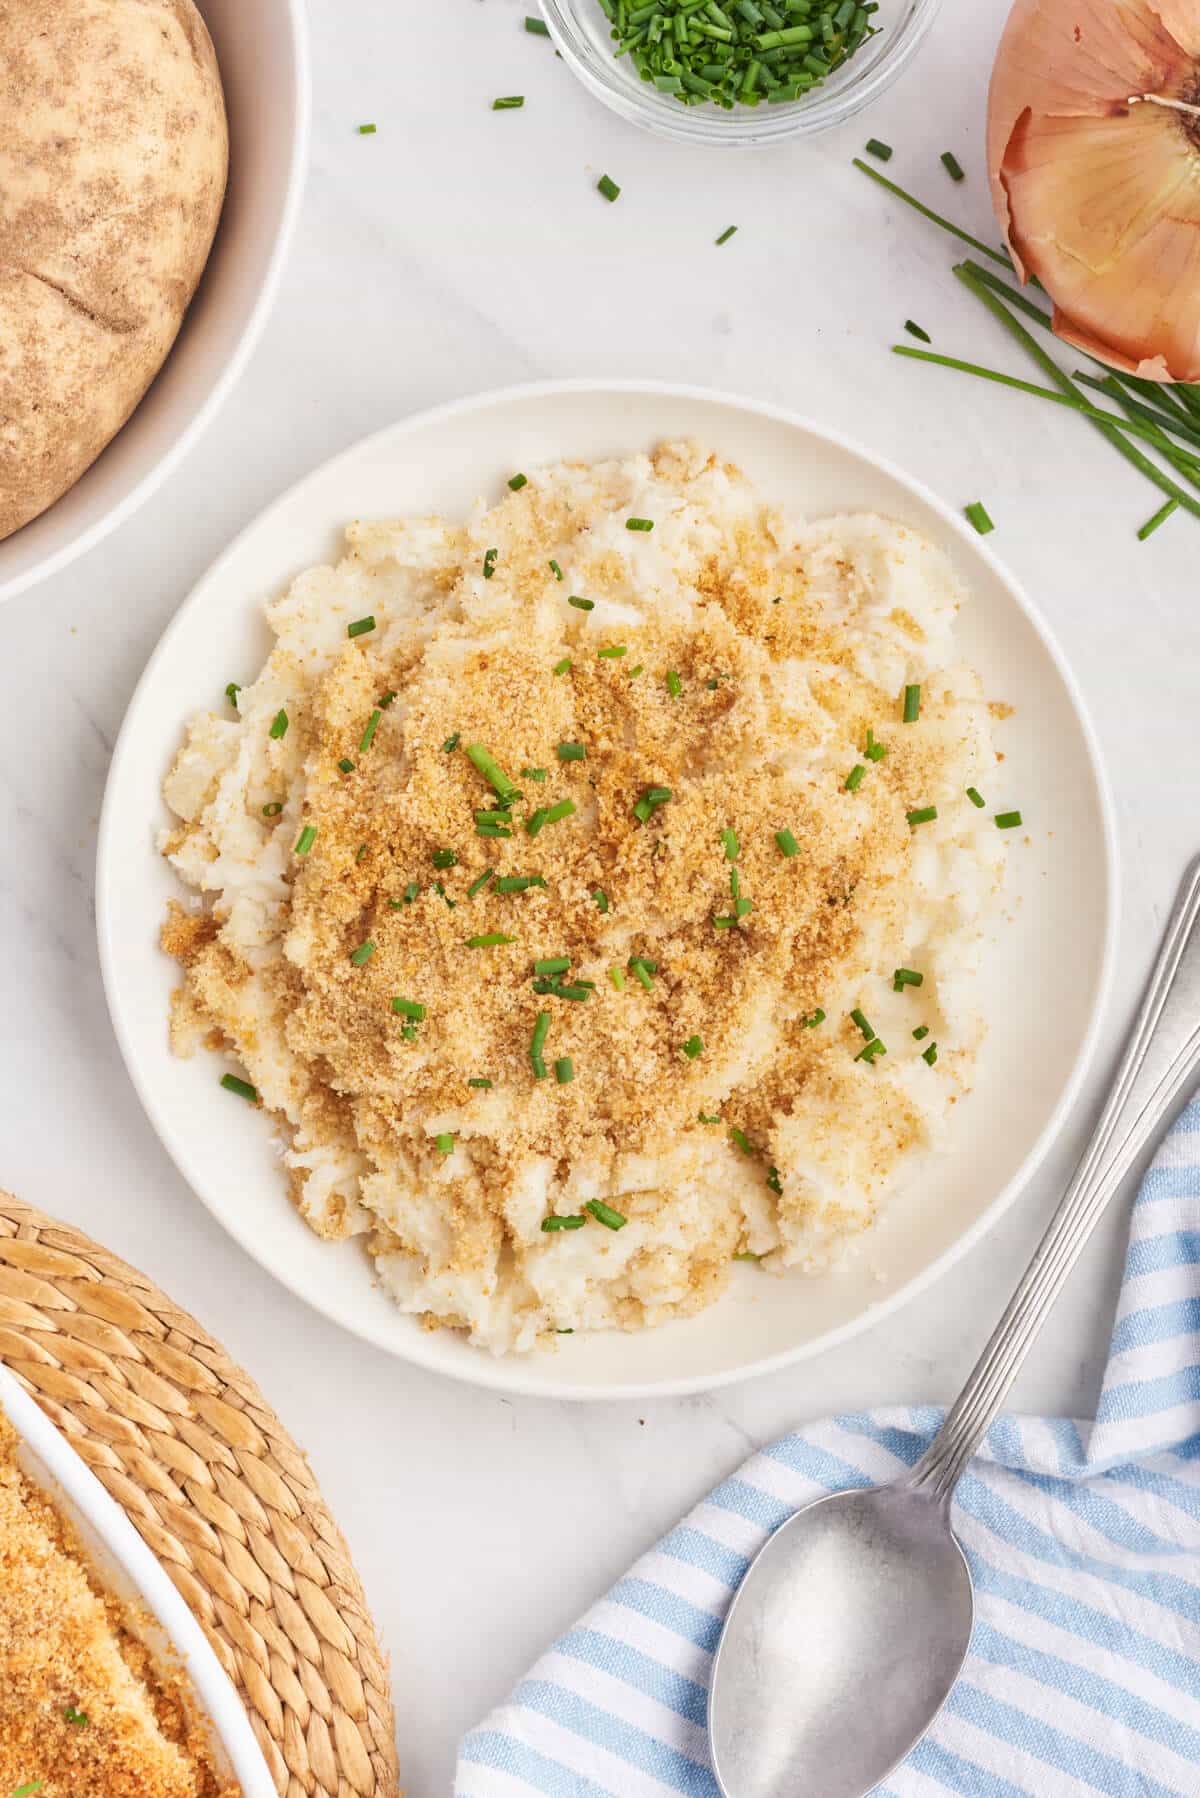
[910,855,1200,1504]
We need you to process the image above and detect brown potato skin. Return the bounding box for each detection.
[0,0,228,542]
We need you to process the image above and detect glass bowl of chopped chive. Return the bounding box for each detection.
[539,0,940,144]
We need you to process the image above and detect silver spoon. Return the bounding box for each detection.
[710,856,1200,1798]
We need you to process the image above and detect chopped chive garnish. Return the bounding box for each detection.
[401,1026,417,1042]
[586,1199,627,1230]
[1138,497,1179,541]
[866,137,893,161]
[712,915,739,929]
[593,888,610,912]
[390,881,420,908]
[845,764,866,792]
[966,786,985,808]
[350,940,376,966]
[766,1166,783,1196]
[865,728,887,763]
[609,966,626,990]
[64,1706,89,1726]
[716,225,738,246]
[721,827,739,860]
[467,932,516,948]
[433,880,456,909]
[627,958,653,992]
[913,1024,930,1041]
[666,670,682,698]
[356,844,368,863]
[526,797,576,835]
[775,828,799,857]
[493,95,525,109]
[262,801,283,817]
[904,320,932,343]
[521,766,548,782]
[534,956,571,975]
[735,895,753,918]
[857,1037,887,1063]
[347,615,376,638]
[923,1042,939,1065]
[903,683,921,723]
[494,874,546,893]
[542,1214,586,1232]
[555,1056,575,1085]
[965,500,994,535]
[625,517,654,532]
[941,150,965,181]
[632,785,672,824]
[907,806,938,827]
[431,849,458,869]
[557,742,587,761]
[391,996,426,1020]
[13,1784,45,1796]
[220,1073,258,1102]
[379,690,397,707]
[553,657,572,675]
[475,822,512,839]
[442,733,461,752]
[801,1008,826,1028]
[468,1077,493,1088]
[850,1008,875,1040]
[598,644,627,658]
[627,664,644,680]
[269,709,289,740]
[893,968,924,990]
[597,174,621,202]
[338,758,356,774]
[483,547,499,579]
[995,810,1023,829]
[508,472,529,490]
[435,1133,455,1154]
[465,742,520,803]
[549,559,564,581]
[568,594,594,611]
[530,1010,551,1078]
[525,14,551,33]
[357,123,376,134]
[729,1127,755,1155]
[359,709,382,753]
[682,1035,704,1060]
[225,682,241,707]
[294,825,317,857]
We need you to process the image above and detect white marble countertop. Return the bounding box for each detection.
[2,1,1197,1790]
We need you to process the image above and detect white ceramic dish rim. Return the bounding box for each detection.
[96,378,1120,1402]
[0,1361,275,1795]
[0,0,311,606]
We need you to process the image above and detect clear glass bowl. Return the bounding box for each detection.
[539,0,943,146]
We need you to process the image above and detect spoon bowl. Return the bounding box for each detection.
[710,1483,973,1798]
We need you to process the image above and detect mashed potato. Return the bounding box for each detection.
[161,442,1005,1354]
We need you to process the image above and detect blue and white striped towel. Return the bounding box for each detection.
[457,1096,1200,1798]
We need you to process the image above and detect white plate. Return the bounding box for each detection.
[97,381,1118,1400]
[0,1364,275,1795]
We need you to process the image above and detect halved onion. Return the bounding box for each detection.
[988,0,1200,381]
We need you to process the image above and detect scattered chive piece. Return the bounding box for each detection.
[716,225,738,246]
[845,764,866,792]
[338,757,356,774]
[359,710,382,753]
[542,1214,586,1231]
[390,881,420,908]
[262,801,283,817]
[534,956,571,975]
[356,844,368,863]
[965,500,995,535]
[553,657,572,676]
[13,1785,45,1796]
[442,732,461,752]
[468,1077,493,1088]
[555,1056,575,1085]
[698,1110,721,1124]
[530,1010,551,1078]
[592,889,610,916]
[682,1035,704,1060]
[913,1024,930,1041]
[735,896,753,918]
[735,1251,761,1263]
[568,594,594,611]
[629,958,654,991]
[494,874,546,893]
[225,682,241,707]
[467,932,516,948]
[521,766,549,782]
[729,1126,754,1155]
[893,968,924,990]
[526,797,576,835]
[294,825,317,857]
[923,1042,939,1065]
[766,1166,783,1196]
[857,1037,888,1063]
[850,1008,875,1040]
[220,1073,258,1103]
[865,728,887,763]
[269,709,289,740]
[64,1706,89,1726]
[465,742,520,803]
[775,828,800,858]
[435,1133,455,1154]
[721,827,739,861]
[549,559,564,581]
[598,644,627,658]
[431,848,458,869]
[632,786,672,824]
[350,941,376,967]
[966,786,986,808]
[508,472,529,490]
[347,615,376,638]
[586,1199,627,1230]
[627,663,644,680]
[907,806,938,827]
[525,14,551,34]
[609,966,626,990]
[666,670,682,698]
[801,1008,826,1028]
[493,95,525,109]
[712,915,739,929]
[904,320,932,343]
[903,683,921,723]
[597,174,621,202]
[433,880,456,909]
[625,517,654,532]
[357,123,376,135]
[379,690,397,707]
[391,996,427,1020]
[995,810,1023,829]
[483,547,499,579]
[941,150,966,182]
[866,137,893,161]
[557,741,587,761]
[1138,497,1179,541]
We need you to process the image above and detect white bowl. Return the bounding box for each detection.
[0,0,310,606]
[97,380,1118,1401]
[0,1362,275,1796]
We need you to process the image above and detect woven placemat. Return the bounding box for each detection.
[0,1193,400,1797]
